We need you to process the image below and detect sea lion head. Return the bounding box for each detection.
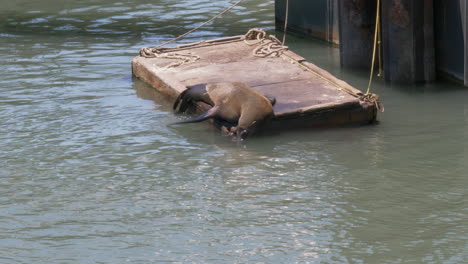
[235,127,249,141]
[236,113,274,141]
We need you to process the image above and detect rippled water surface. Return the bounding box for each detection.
[1,1,467,263]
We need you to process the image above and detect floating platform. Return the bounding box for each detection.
[132,30,380,132]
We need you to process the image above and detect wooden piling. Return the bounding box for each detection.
[338,0,377,69]
[381,0,436,83]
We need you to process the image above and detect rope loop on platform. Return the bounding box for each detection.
[243,28,267,45]
[158,52,200,69]
[139,47,161,58]
[243,29,289,57]
[252,36,288,57]
[139,47,200,69]
[139,28,289,68]
[359,93,384,112]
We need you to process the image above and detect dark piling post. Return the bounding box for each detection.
[457,0,468,86]
[275,0,340,44]
[434,0,466,85]
[381,0,436,83]
[460,0,468,86]
[338,0,377,69]
[463,0,468,86]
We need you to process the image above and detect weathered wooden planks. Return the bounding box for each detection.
[132,34,379,131]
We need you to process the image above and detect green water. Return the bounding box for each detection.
[1,1,467,263]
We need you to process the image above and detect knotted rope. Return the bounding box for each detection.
[139,0,248,68]
[366,0,383,95]
[244,28,288,57]
[139,21,382,110]
[139,28,289,68]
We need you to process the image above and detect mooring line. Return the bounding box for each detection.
[366,0,382,95]
[282,0,289,45]
[154,0,245,49]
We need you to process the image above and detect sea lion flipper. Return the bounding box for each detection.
[173,84,214,113]
[173,89,188,112]
[171,82,273,140]
[264,94,276,106]
[168,105,220,126]
[186,83,214,106]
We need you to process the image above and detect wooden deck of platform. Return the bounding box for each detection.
[132,33,379,131]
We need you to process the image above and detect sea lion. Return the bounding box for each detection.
[171,82,275,140]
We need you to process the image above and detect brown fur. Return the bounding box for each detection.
[172,82,275,140]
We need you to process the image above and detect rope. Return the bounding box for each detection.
[280,52,378,108]
[243,28,267,45]
[139,0,245,67]
[158,53,200,69]
[144,0,245,52]
[366,0,382,94]
[252,35,288,57]
[274,0,382,113]
[280,53,342,89]
[377,17,383,77]
[142,36,244,55]
[135,0,382,111]
[244,29,288,57]
[243,30,355,97]
[277,39,383,111]
[282,0,289,45]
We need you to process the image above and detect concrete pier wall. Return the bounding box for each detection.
[275,0,339,44]
[434,0,467,85]
[381,0,436,83]
[275,0,468,86]
[337,0,376,69]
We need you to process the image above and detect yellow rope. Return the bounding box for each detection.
[282,0,289,45]
[277,0,381,101]
[377,15,383,77]
[281,54,341,89]
[282,51,383,112]
[366,0,381,94]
